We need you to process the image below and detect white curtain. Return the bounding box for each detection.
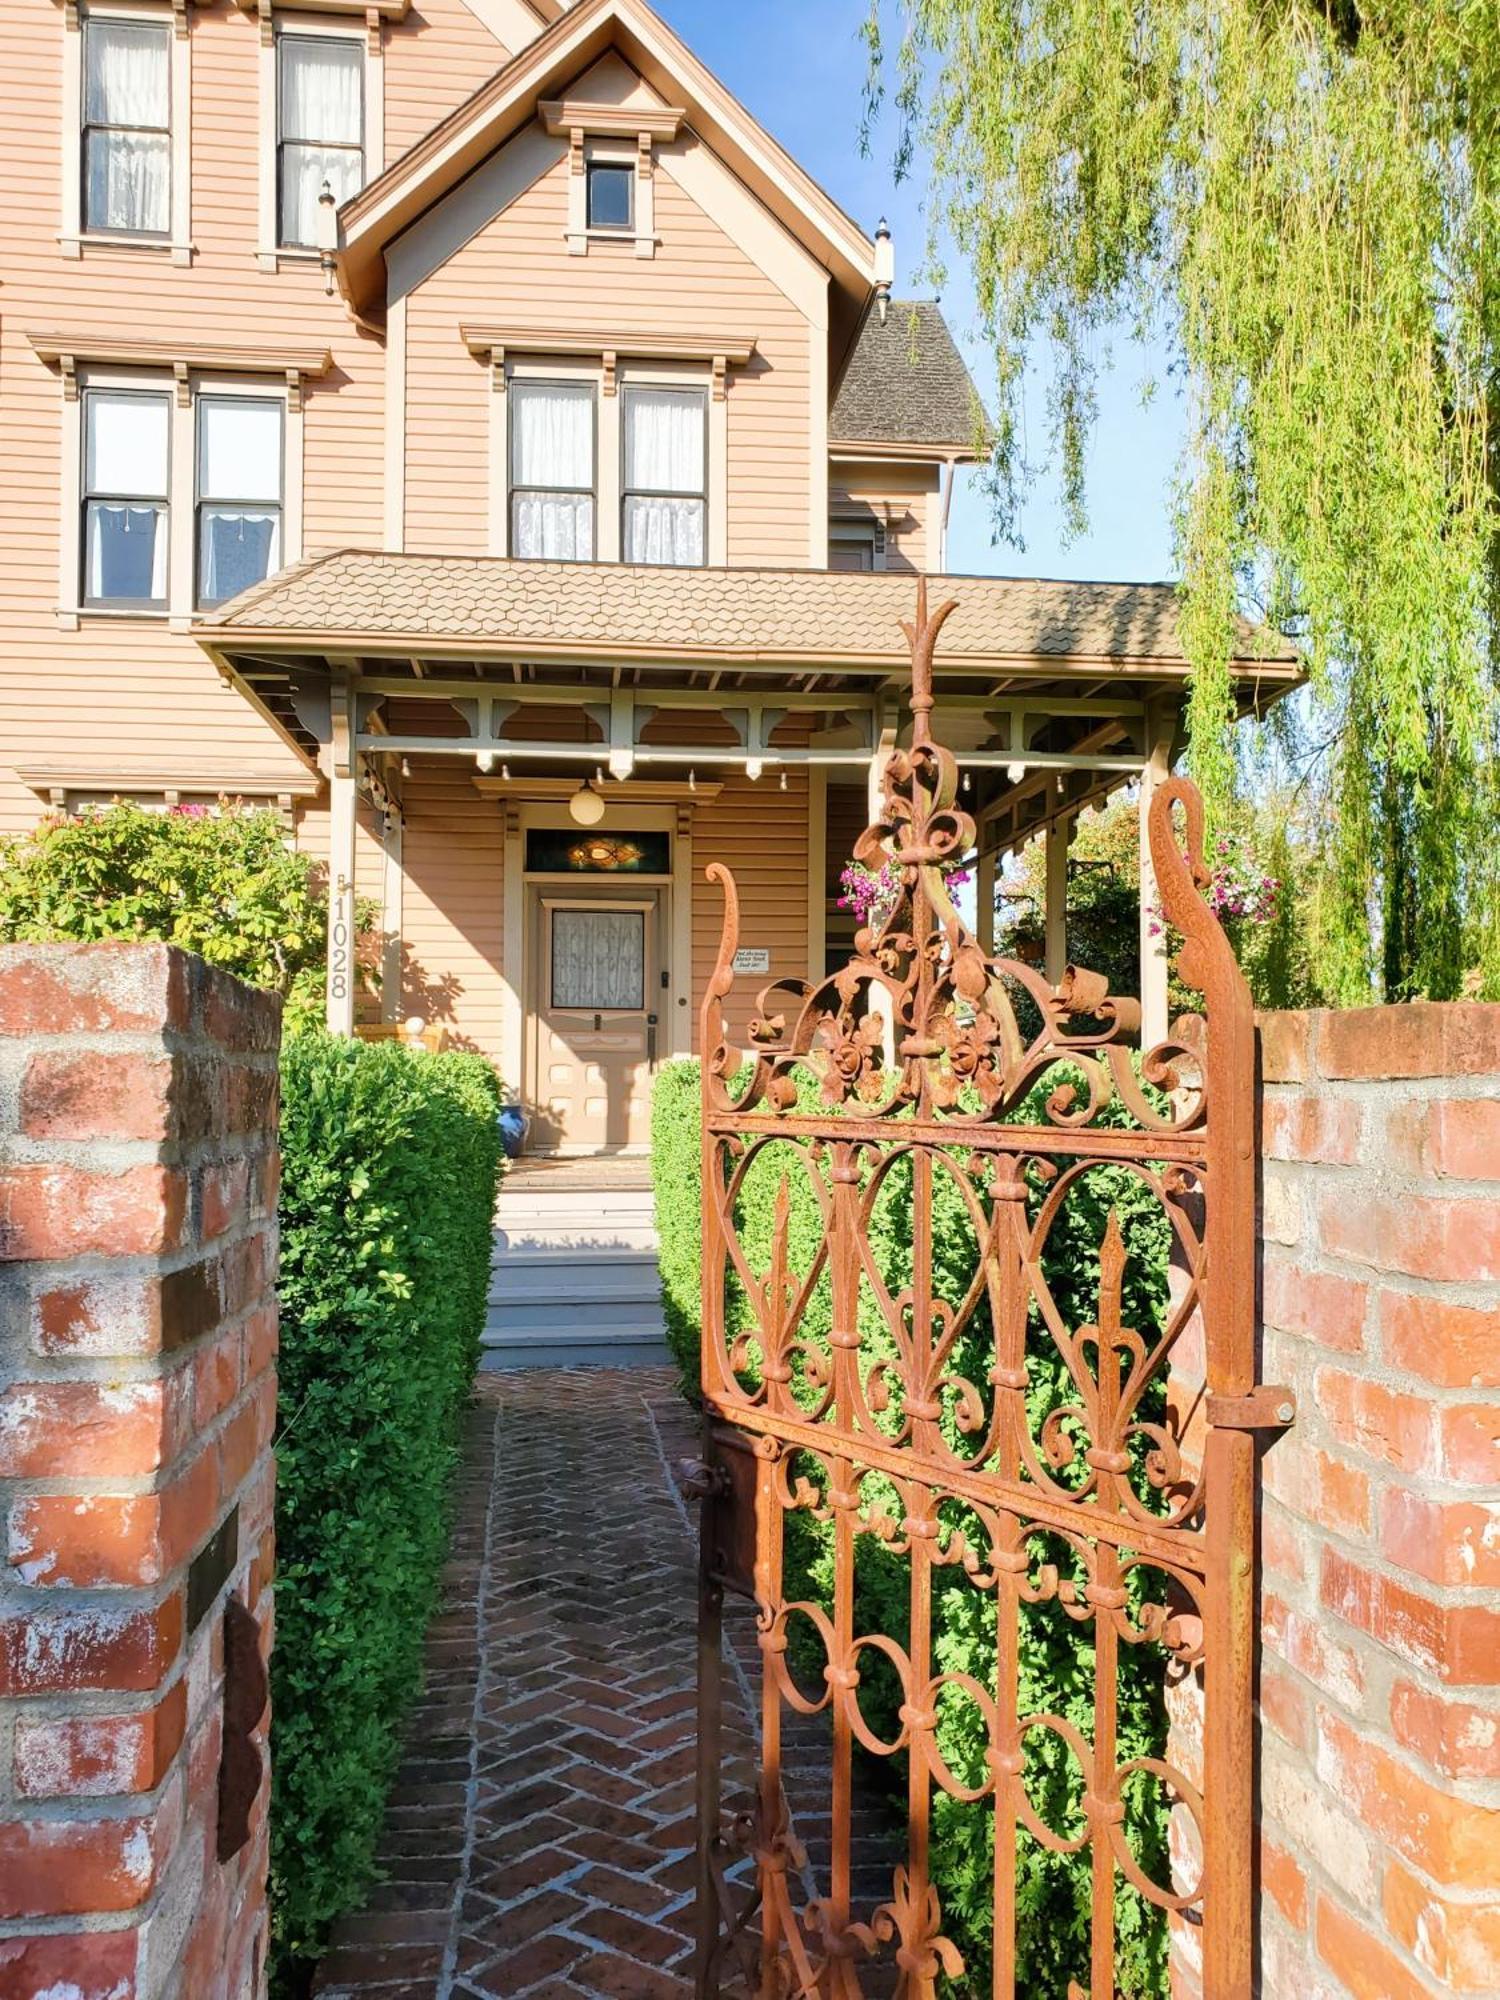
[551,910,645,1011]
[279,38,363,246]
[623,389,706,565]
[512,384,595,560]
[84,20,169,234]
[84,391,170,605]
[200,511,281,606]
[87,505,167,603]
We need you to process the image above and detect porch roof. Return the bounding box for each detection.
[196,549,1299,680]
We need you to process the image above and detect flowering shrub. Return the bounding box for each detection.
[1204,830,1281,925]
[0,798,372,1032]
[839,856,973,931]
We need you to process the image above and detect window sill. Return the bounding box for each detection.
[62,235,195,268]
[256,246,323,273]
[63,606,171,629]
[565,228,659,261]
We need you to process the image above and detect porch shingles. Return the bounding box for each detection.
[312,1370,756,2000]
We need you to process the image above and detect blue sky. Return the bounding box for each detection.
[651,0,1186,584]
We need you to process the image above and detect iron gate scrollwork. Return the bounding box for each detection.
[690,583,1289,1999]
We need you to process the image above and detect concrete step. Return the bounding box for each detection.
[479,1320,673,1371]
[490,1256,661,1307]
[495,1222,659,1256]
[486,1294,661,1333]
[500,1200,656,1232]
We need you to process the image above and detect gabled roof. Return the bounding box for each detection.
[337,0,876,335]
[197,550,1300,680]
[831,302,989,457]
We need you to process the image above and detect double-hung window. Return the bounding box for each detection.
[83,16,171,238]
[622,386,707,566]
[197,397,284,609]
[510,382,596,561]
[83,388,170,608]
[278,35,364,250]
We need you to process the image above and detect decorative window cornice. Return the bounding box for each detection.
[59,0,202,35]
[28,331,334,410]
[539,100,687,147]
[232,0,408,48]
[460,325,754,400]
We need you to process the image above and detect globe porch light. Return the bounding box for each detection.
[568,777,606,826]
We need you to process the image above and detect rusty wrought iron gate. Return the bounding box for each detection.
[688,585,1290,1998]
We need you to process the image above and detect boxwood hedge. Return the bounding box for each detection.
[271,1036,503,1991]
[650,1056,1172,1998]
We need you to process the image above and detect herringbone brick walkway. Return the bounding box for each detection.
[314,1370,763,2000]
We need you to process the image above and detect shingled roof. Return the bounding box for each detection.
[198,551,1298,678]
[831,302,987,453]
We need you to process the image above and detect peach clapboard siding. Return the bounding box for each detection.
[385,0,516,166]
[830,461,942,573]
[0,1,512,837]
[400,154,815,565]
[692,769,812,1051]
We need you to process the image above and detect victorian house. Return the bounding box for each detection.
[2,0,1296,1160]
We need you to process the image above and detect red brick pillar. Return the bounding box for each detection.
[0,944,279,2000]
[1247,1004,1500,1995]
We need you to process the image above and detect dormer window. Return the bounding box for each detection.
[83,16,171,238]
[586,161,634,233]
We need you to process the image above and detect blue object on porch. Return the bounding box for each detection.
[497,1103,529,1158]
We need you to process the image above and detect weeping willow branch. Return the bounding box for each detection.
[867,0,1500,1000]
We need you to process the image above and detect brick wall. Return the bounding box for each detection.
[0,945,280,2000]
[1249,1003,1500,1996]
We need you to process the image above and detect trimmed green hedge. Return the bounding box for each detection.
[271,1036,503,1989]
[650,1058,1172,1999]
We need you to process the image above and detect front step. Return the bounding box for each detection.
[487,1180,667,1370]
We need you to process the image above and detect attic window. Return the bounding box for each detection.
[586,162,633,232]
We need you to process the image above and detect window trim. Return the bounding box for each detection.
[620,382,709,569]
[62,3,193,265]
[194,394,287,611]
[507,376,600,564]
[829,519,888,572]
[80,12,173,243]
[56,365,303,630]
[275,28,366,252]
[80,385,172,612]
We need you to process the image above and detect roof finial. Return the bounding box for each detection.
[874,217,893,324]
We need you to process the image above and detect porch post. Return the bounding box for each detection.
[326,675,357,1037]
[380,806,404,1025]
[1044,814,1069,984]
[1139,705,1174,1046]
[806,764,827,984]
[501,803,524,1097]
[975,843,995,955]
[868,712,898,1066]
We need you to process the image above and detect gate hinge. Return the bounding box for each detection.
[1207,1386,1297,1432]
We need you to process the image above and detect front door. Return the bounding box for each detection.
[530,892,660,1153]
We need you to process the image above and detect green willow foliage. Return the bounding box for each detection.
[651,1059,1174,1996]
[865,0,1500,1001]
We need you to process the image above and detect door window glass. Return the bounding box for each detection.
[551,908,645,1010]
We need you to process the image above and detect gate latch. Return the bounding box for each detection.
[675,1458,730,1503]
[1207,1386,1297,1432]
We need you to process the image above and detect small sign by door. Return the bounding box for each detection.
[732,947,770,974]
